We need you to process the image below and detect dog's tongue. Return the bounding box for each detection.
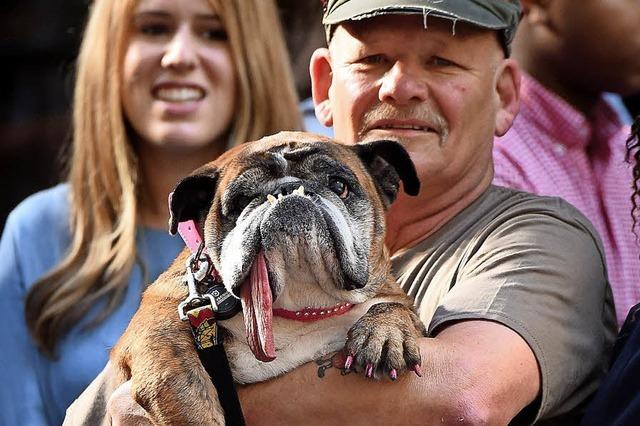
[240,252,276,362]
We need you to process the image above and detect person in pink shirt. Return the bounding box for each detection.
[493,0,640,326]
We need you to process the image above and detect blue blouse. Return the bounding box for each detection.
[0,184,184,425]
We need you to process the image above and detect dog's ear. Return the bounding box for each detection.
[353,140,420,207]
[168,168,219,235]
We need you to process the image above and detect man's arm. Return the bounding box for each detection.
[73,320,537,425]
[238,319,539,425]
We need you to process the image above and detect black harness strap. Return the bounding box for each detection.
[186,304,246,426]
[198,344,246,426]
[177,230,245,425]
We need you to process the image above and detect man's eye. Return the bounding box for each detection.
[362,55,386,65]
[431,57,454,67]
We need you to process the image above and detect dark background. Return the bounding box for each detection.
[1,0,88,232]
[0,0,637,232]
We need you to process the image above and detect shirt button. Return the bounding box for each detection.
[553,144,567,155]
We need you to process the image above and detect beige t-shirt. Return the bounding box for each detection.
[392,185,616,424]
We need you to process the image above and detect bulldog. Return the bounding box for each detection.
[110,131,427,424]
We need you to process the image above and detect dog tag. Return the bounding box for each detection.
[205,279,241,320]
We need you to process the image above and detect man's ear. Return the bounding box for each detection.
[168,167,219,235]
[310,47,333,127]
[353,140,420,208]
[494,58,521,137]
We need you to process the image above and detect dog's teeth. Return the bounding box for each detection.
[320,311,325,315]
[293,185,305,196]
[295,311,301,316]
[267,194,277,205]
[278,193,283,200]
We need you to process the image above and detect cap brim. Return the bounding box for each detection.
[323,0,510,30]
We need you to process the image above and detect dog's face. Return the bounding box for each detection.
[168,131,419,360]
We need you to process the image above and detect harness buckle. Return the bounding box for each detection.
[178,254,219,321]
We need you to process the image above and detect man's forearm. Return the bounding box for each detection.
[238,346,460,425]
[68,320,539,425]
[238,320,540,425]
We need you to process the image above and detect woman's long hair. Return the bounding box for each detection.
[26,0,301,356]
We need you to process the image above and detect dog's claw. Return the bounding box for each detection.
[411,364,423,378]
[345,303,426,383]
[366,364,374,378]
[344,355,354,370]
[389,369,397,381]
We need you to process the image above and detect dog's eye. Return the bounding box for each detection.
[328,177,349,199]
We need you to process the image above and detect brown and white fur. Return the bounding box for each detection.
[110,131,427,424]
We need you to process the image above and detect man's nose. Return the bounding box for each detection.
[378,63,428,105]
[161,26,197,71]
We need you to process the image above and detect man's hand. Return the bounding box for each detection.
[107,381,151,426]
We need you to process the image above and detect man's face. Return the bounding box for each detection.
[548,0,640,96]
[312,15,517,195]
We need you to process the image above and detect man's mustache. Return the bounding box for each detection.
[359,103,449,143]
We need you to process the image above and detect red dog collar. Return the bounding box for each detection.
[273,303,354,322]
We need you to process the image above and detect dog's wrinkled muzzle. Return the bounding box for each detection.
[240,252,276,362]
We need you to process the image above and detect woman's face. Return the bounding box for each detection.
[121,0,237,151]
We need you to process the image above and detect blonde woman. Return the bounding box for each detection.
[0,0,300,424]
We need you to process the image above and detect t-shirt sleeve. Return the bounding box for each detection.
[428,203,617,422]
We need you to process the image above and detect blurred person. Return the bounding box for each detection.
[68,1,616,424]
[278,0,334,137]
[0,0,300,424]
[493,0,640,325]
[581,116,640,425]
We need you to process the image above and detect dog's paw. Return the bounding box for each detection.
[344,302,426,380]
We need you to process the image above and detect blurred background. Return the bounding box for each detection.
[1,0,638,232]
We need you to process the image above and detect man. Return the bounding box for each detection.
[66,1,616,424]
[493,0,640,326]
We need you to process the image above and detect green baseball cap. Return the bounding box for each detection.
[322,0,521,55]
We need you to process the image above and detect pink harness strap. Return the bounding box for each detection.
[178,220,203,254]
